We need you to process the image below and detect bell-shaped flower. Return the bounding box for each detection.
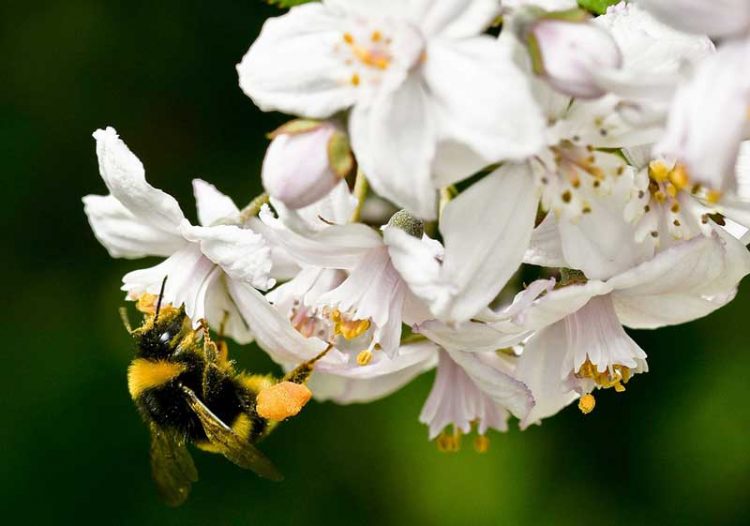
[419,349,534,450]
[82,127,274,343]
[259,205,436,358]
[421,231,750,425]
[237,0,546,219]
[262,120,353,209]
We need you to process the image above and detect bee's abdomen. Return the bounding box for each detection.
[137,382,206,441]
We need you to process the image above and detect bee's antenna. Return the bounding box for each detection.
[154,275,169,323]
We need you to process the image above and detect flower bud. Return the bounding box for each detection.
[387,209,424,238]
[517,9,622,99]
[262,119,354,209]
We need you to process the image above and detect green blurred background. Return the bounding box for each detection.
[2,2,748,524]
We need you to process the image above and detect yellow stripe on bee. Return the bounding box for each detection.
[231,413,253,441]
[237,373,275,394]
[127,359,186,399]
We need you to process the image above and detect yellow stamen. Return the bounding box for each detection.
[578,393,596,414]
[473,435,490,453]
[356,350,373,366]
[706,189,722,204]
[331,309,371,340]
[343,32,354,44]
[371,30,382,42]
[350,73,360,86]
[648,160,670,182]
[436,430,461,453]
[669,164,689,190]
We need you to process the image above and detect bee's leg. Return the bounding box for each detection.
[282,343,334,384]
[119,307,133,333]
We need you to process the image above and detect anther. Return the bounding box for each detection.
[356,350,373,366]
[473,435,490,453]
[578,393,596,414]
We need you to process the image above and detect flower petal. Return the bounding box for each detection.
[412,0,499,39]
[259,204,383,269]
[516,321,578,428]
[349,75,438,219]
[237,3,356,118]
[419,351,513,439]
[654,40,750,191]
[227,280,328,364]
[121,244,217,325]
[446,349,534,422]
[433,165,538,323]
[308,341,438,404]
[639,0,750,38]
[92,127,185,233]
[192,179,240,227]
[180,222,274,291]
[424,38,545,185]
[609,233,750,328]
[524,213,567,267]
[82,194,186,258]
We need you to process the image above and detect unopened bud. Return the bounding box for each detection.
[262,120,353,209]
[519,9,622,99]
[387,209,424,238]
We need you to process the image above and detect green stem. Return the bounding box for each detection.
[239,193,269,224]
[350,170,368,223]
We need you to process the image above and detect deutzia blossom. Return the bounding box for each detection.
[82,127,273,343]
[237,0,545,218]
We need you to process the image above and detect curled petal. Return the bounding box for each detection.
[192,179,240,227]
[180,222,274,291]
[93,127,185,234]
[82,194,186,258]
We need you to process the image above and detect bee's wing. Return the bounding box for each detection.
[148,422,199,507]
[181,386,284,481]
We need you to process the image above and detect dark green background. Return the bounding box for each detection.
[2,2,748,524]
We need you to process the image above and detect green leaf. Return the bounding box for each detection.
[266,0,317,9]
[577,0,619,15]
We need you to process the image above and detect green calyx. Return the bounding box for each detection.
[388,210,425,238]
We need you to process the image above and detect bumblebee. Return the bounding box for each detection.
[123,285,328,506]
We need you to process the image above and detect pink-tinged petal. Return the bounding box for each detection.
[121,244,217,326]
[639,0,750,38]
[608,233,750,328]
[516,280,613,332]
[424,38,545,185]
[349,75,439,219]
[308,342,438,404]
[423,165,538,323]
[227,280,328,364]
[524,213,567,267]
[563,295,647,375]
[92,127,185,233]
[259,204,383,270]
[411,0,499,38]
[654,40,750,191]
[82,194,186,258]
[237,3,357,118]
[419,351,513,439]
[180,221,274,291]
[192,179,240,227]
[516,321,578,428]
[416,318,531,354]
[446,349,534,422]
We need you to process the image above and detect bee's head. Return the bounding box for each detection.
[133,304,190,359]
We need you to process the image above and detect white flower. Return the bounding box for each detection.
[419,349,534,442]
[422,231,750,425]
[82,127,273,343]
[237,0,545,219]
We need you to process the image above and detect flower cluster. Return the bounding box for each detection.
[84,0,750,451]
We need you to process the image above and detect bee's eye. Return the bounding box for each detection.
[159,332,171,344]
